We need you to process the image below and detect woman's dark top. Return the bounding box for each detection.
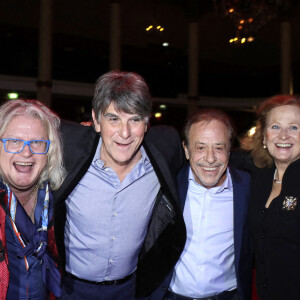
[230,152,300,300]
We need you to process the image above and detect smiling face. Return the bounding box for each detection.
[0,115,48,194]
[184,119,230,188]
[265,105,300,169]
[92,102,147,172]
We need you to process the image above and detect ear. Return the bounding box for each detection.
[92,110,101,133]
[182,141,190,160]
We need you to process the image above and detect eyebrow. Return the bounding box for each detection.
[269,122,300,125]
[104,112,143,120]
[104,113,119,118]
[195,142,226,146]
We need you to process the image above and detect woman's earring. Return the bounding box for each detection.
[263,144,266,149]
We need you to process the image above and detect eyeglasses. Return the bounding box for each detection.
[0,138,50,154]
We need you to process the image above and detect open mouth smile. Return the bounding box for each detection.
[201,166,218,171]
[276,143,292,148]
[115,141,134,148]
[14,162,34,172]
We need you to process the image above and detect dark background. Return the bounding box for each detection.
[0,0,300,136]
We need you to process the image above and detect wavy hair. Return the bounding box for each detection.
[243,95,300,168]
[183,108,236,148]
[0,99,66,190]
[92,70,152,123]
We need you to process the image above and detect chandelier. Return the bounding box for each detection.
[145,24,165,33]
[214,0,287,44]
[145,1,165,34]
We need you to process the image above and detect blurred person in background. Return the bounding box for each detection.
[0,99,65,300]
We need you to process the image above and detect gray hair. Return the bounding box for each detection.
[183,108,236,148]
[92,70,152,123]
[0,99,66,190]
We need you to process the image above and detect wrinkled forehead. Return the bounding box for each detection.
[101,102,141,117]
[190,120,231,143]
[2,115,47,139]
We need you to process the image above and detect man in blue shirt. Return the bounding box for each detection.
[151,109,252,300]
[53,71,186,299]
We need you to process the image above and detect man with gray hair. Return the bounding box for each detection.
[53,71,186,299]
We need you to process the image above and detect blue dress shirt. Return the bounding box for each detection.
[64,138,160,281]
[169,168,236,298]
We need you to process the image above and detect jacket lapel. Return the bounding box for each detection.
[177,164,190,212]
[143,139,180,206]
[54,124,99,205]
[230,166,248,271]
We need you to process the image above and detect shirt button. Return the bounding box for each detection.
[112,236,116,240]
[263,283,268,287]
[109,258,113,263]
[260,235,265,239]
[261,209,265,213]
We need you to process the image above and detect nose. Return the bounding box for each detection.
[119,122,131,139]
[21,144,33,157]
[205,148,216,164]
[279,128,289,140]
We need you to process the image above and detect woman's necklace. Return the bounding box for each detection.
[273,169,282,184]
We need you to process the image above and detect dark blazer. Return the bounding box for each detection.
[231,151,300,299]
[53,120,187,297]
[150,164,253,300]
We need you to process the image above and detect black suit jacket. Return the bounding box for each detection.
[53,120,187,297]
